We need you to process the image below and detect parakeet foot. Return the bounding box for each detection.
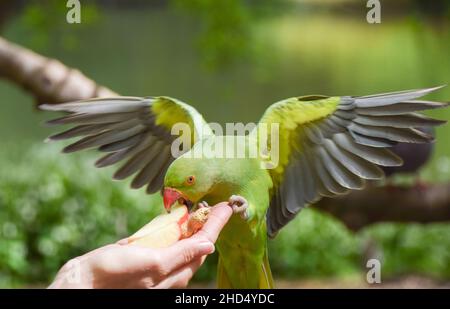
[228,195,249,220]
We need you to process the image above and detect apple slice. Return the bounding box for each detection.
[130,222,182,248]
[128,203,188,243]
[128,203,210,249]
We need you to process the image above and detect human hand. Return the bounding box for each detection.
[49,202,232,289]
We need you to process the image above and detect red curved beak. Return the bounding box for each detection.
[163,187,182,212]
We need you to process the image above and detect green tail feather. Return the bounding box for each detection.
[260,249,274,288]
[217,256,233,288]
[217,249,274,289]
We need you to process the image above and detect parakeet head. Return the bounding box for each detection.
[163,157,218,212]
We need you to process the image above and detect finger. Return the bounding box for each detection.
[91,240,210,277]
[155,238,214,275]
[193,202,232,243]
[153,257,205,289]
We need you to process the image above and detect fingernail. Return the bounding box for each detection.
[198,241,215,255]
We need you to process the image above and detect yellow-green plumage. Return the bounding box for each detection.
[259,96,340,185]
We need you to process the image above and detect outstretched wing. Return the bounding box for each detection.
[41,96,211,194]
[258,86,448,237]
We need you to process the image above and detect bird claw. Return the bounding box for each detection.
[228,195,249,220]
[197,201,209,209]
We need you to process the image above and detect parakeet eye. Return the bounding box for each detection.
[186,175,195,185]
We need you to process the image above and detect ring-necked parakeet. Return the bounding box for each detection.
[41,86,448,288]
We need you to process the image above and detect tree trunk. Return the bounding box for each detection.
[314,183,450,230]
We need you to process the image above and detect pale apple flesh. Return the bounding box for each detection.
[127,202,210,249]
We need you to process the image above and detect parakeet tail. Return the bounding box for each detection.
[217,249,274,289]
[217,255,233,288]
[259,248,274,288]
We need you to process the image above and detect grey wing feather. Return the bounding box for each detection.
[41,96,207,194]
[62,124,146,153]
[317,147,364,190]
[98,133,145,153]
[131,146,171,189]
[47,124,112,140]
[300,153,319,203]
[348,123,433,143]
[313,148,349,195]
[353,113,446,128]
[46,111,142,125]
[147,156,174,194]
[322,139,384,179]
[114,140,163,181]
[349,130,398,147]
[96,135,157,168]
[333,133,403,166]
[40,97,146,113]
[355,85,444,107]
[357,100,447,116]
[267,86,448,238]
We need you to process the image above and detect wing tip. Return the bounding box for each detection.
[393,156,404,167]
[45,118,66,126]
[425,84,446,92]
[94,156,109,168]
[39,102,69,113]
[40,102,74,112]
[112,174,121,181]
[61,148,73,154]
[429,118,448,126]
[130,180,145,190]
[112,172,127,181]
[415,84,447,101]
[39,104,54,111]
[45,132,69,141]
[407,84,446,95]
[61,144,79,153]
[266,226,278,239]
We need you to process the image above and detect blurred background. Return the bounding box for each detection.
[0,0,449,288]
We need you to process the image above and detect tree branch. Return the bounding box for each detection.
[0,36,117,105]
[314,182,450,231]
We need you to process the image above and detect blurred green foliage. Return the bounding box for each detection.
[362,224,450,278]
[269,209,361,278]
[171,0,287,70]
[13,0,99,51]
[1,144,449,287]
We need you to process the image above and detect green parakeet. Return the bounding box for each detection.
[41,86,448,288]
